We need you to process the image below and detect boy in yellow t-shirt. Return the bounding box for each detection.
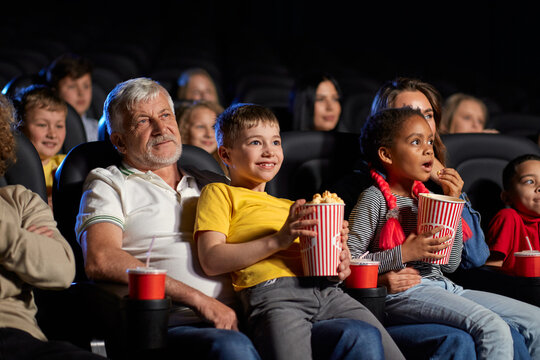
[14,85,67,207]
[194,103,403,360]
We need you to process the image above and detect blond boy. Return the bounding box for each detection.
[15,85,67,206]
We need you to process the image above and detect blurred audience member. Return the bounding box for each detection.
[441,93,498,134]
[14,85,67,207]
[46,53,98,141]
[177,68,221,105]
[178,101,223,154]
[290,72,343,131]
[177,101,228,176]
[0,93,102,360]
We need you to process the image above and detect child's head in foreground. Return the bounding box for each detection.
[360,106,433,182]
[215,103,281,190]
[14,85,67,164]
[502,154,540,217]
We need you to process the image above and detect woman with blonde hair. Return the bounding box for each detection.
[440,93,497,134]
[177,100,227,175]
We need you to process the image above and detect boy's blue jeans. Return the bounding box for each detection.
[167,325,261,360]
[239,276,404,360]
[385,277,540,359]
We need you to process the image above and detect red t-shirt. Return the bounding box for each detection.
[487,208,540,275]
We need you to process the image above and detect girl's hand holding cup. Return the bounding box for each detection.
[401,225,452,263]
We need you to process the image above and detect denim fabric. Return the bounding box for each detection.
[387,323,476,360]
[387,323,532,360]
[312,318,384,360]
[459,192,490,269]
[166,325,261,360]
[385,277,540,359]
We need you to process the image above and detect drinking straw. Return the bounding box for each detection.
[145,236,156,268]
[358,251,370,259]
[525,236,534,251]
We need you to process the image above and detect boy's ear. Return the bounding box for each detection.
[110,132,127,154]
[218,146,232,166]
[378,147,392,165]
[500,190,512,206]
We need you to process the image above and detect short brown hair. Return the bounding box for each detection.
[0,94,16,176]
[14,85,67,129]
[215,103,279,148]
[178,101,224,143]
[46,53,93,89]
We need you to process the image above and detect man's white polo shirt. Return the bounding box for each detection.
[76,162,235,324]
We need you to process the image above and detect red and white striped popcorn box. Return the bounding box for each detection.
[299,203,345,276]
[417,193,465,265]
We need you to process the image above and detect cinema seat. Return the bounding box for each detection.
[0,130,47,202]
[39,140,224,358]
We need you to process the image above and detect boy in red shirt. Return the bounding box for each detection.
[486,154,540,274]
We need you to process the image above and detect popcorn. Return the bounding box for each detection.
[308,190,344,204]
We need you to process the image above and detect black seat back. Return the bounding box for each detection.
[266,131,363,203]
[62,103,87,153]
[0,130,47,203]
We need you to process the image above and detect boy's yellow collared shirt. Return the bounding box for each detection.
[195,182,303,291]
[43,153,67,189]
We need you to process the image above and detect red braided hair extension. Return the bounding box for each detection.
[369,168,457,249]
[370,168,397,210]
[412,181,430,197]
[369,168,405,250]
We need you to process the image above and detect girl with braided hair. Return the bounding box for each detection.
[348,106,540,359]
[369,77,489,272]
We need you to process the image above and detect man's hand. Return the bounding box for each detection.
[27,224,54,238]
[194,293,239,330]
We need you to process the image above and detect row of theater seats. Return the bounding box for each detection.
[6,70,540,154]
[2,128,540,358]
[3,41,540,144]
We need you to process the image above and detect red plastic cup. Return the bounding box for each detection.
[299,203,345,276]
[514,251,540,277]
[127,267,167,300]
[417,194,465,265]
[346,259,379,288]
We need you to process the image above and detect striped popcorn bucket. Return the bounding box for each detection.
[417,193,465,264]
[299,203,345,276]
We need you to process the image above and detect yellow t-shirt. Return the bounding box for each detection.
[43,154,66,189]
[195,183,303,291]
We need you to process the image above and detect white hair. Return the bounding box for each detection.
[104,77,174,135]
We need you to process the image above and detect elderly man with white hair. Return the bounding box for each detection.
[75,77,260,359]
